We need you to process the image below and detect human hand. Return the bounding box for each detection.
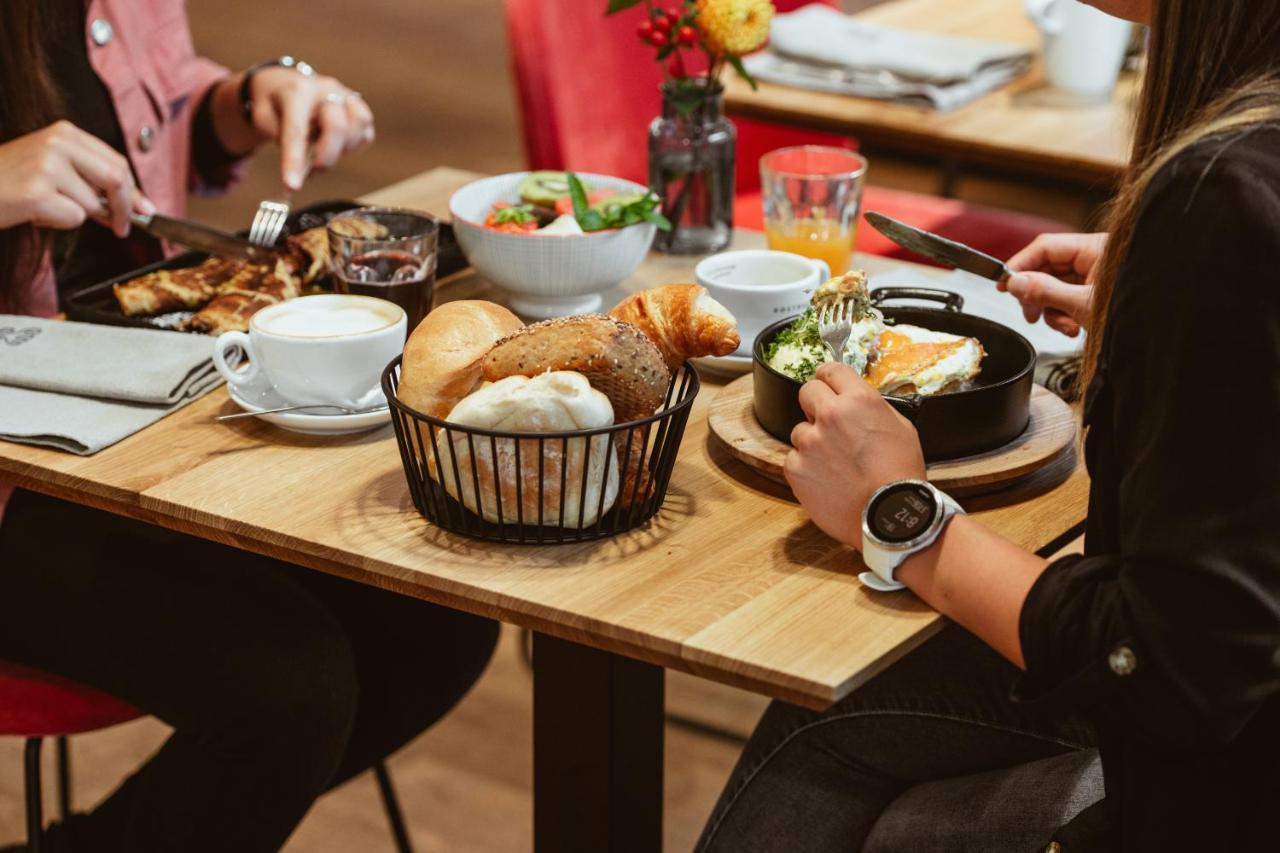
[1004,232,1107,337]
[243,66,375,190]
[785,363,926,551]
[0,121,152,237]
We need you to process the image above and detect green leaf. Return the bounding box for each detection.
[493,205,535,225]
[566,172,591,222]
[641,209,673,231]
[726,54,758,91]
[606,0,644,13]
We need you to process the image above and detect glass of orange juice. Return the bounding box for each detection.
[760,146,868,277]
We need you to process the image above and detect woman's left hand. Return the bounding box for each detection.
[785,363,926,551]
[213,65,376,191]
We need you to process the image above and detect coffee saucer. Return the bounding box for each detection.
[225,374,391,436]
[691,352,753,377]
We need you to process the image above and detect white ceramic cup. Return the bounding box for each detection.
[1026,0,1132,99]
[695,250,830,357]
[212,294,407,408]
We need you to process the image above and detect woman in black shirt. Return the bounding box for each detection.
[698,1,1280,850]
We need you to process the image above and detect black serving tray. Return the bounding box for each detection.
[65,199,466,331]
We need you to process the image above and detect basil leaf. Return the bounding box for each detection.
[641,209,673,231]
[606,0,644,13]
[566,172,591,224]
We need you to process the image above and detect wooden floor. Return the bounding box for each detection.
[0,0,1097,849]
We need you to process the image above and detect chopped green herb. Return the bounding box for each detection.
[493,204,536,225]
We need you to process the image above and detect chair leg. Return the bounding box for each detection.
[24,737,44,853]
[373,761,414,853]
[56,735,72,821]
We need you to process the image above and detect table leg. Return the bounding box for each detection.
[533,632,665,853]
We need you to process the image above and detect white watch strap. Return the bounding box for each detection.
[858,489,963,592]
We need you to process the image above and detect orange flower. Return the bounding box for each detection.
[696,0,774,57]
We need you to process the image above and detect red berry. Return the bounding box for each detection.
[653,14,672,32]
[678,25,697,45]
[650,30,669,47]
[667,53,686,78]
[637,19,653,39]
[667,7,682,21]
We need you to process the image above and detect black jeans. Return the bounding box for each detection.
[0,489,499,852]
[696,626,1098,852]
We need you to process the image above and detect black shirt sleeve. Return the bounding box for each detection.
[190,85,245,188]
[1017,135,1280,750]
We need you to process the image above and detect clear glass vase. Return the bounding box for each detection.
[648,81,736,255]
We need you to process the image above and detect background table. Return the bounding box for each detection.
[0,168,1089,852]
[725,0,1135,190]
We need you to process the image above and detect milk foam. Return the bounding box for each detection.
[257,297,399,338]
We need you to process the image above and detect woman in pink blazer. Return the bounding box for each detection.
[0,3,497,850]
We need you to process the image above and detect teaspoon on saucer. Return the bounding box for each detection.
[215,403,389,421]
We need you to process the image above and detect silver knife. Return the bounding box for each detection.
[130,211,278,263]
[865,211,1013,283]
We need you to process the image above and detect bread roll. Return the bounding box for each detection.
[609,284,741,369]
[397,301,523,418]
[429,371,620,527]
[482,315,671,422]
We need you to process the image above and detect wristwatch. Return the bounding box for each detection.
[239,56,316,123]
[858,480,964,592]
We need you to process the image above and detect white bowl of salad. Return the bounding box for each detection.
[449,171,670,319]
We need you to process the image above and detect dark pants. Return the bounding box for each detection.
[696,626,1099,852]
[0,489,499,853]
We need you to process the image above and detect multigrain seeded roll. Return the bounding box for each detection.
[480,315,671,422]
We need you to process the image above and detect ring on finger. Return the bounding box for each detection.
[323,93,347,106]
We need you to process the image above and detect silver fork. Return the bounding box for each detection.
[817,299,857,364]
[247,199,291,247]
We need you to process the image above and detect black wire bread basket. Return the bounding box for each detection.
[383,357,700,544]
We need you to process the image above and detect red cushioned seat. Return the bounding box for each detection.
[0,661,140,738]
[505,0,1069,262]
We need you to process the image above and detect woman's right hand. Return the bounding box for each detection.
[0,120,152,238]
[1003,232,1107,337]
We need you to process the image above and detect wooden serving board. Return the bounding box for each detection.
[708,374,1077,497]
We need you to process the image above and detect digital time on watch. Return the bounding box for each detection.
[858,479,964,592]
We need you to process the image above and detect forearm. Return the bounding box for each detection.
[203,74,262,158]
[895,515,1048,669]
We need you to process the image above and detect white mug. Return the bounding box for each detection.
[695,250,830,357]
[212,294,407,408]
[1025,0,1132,99]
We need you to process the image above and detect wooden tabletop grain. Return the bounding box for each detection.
[0,167,1089,709]
[724,0,1135,187]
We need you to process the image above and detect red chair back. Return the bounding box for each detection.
[505,0,853,192]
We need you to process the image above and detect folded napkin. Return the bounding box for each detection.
[0,316,223,454]
[867,269,1085,400]
[748,5,1033,111]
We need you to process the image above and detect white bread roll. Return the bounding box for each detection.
[429,371,620,528]
[397,300,523,418]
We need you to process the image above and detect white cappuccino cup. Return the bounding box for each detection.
[212,294,407,408]
[1026,0,1132,100]
[695,250,830,357]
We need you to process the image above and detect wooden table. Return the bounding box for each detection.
[0,167,1089,852]
[724,0,1135,189]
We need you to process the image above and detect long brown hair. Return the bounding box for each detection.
[1085,0,1280,386]
[0,0,61,308]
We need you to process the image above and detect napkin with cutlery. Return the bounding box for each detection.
[0,316,223,454]
[745,5,1034,111]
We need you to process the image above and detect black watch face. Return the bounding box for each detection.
[868,483,939,544]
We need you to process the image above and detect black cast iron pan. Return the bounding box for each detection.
[752,287,1036,461]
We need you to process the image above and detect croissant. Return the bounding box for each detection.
[609,284,741,370]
